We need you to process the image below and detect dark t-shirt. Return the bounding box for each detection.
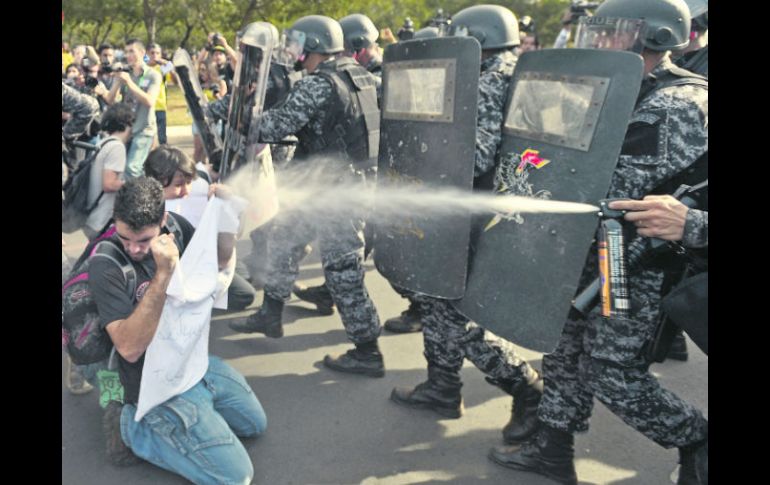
[218,63,234,93]
[90,214,195,404]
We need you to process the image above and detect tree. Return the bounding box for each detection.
[63,0,575,53]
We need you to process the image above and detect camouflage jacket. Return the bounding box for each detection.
[607,56,708,202]
[475,50,518,179]
[62,81,99,139]
[579,55,708,287]
[258,62,335,142]
[683,209,708,248]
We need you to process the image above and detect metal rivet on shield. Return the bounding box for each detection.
[550,230,557,235]
[570,169,577,174]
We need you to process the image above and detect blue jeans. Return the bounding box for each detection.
[156,110,167,145]
[120,356,267,485]
[125,132,155,179]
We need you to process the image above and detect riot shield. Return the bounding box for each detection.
[220,22,276,179]
[453,48,644,352]
[172,48,224,170]
[373,36,480,298]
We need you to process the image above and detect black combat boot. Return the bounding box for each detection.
[677,436,708,485]
[390,364,464,419]
[666,330,689,361]
[383,300,424,333]
[229,294,284,337]
[488,425,578,485]
[323,340,385,377]
[486,375,544,444]
[293,283,335,315]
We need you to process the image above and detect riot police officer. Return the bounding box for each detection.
[291,12,384,315]
[489,1,708,484]
[339,14,383,77]
[388,4,544,446]
[675,0,708,77]
[229,15,386,378]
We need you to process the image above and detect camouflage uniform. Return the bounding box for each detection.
[62,81,100,139]
[537,56,709,448]
[683,209,708,248]
[207,74,297,167]
[418,50,539,386]
[257,59,381,344]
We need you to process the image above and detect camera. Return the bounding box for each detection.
[207,33,224,51]
[84,76,99,89]
[100,62,131,74]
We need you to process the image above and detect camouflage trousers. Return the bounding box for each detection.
[262,208,381,345]
[411,294,539,387]
[537,270,708,448]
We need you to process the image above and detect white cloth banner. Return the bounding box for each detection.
[135,196,242,421]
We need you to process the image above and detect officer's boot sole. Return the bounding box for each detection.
[488,448,577,485]
[229,320,284,338]
[389,388,463,419]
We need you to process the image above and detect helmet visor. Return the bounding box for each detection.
[276,29,306,65]
[575,17,647,53]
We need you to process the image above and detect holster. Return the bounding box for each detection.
[645,270,708,361]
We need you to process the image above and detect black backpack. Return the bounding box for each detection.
[62,138,119,234]
[62,215,185,365]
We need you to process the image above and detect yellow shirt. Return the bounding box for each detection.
[151,64,168,112]
[62,51,74,74]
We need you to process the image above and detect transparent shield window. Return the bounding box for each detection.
[574,17,647,53]
[383,59,455,122]
[275,30,306,66]
[504,75,610,151]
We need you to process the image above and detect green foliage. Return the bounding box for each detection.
[63,0,573,53]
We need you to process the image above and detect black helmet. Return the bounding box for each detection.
[289,15,344,54]
[683,0,708,31]
[594,0,691,51]
[339,14,379,51]
[449,4,520,49]
[413,26,440,40]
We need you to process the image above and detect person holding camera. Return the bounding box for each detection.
[102,38,162,180]
[197,33,236,94]
[192,61,227,165]
[97,43,117,90]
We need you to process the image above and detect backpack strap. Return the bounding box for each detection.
[91,240,137,301]
[86,138,123,212]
